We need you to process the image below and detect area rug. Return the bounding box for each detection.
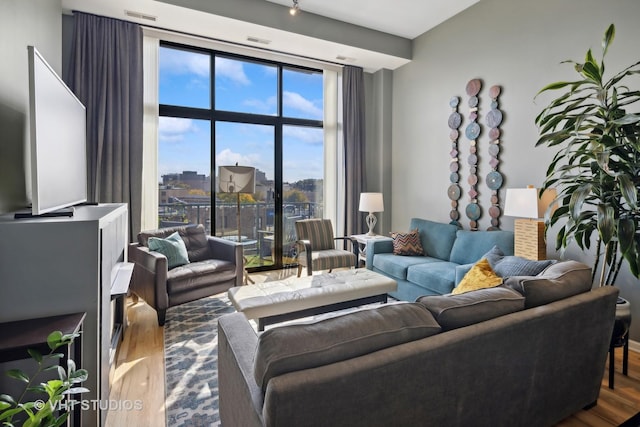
[620,411,640,427]
[164,293,235,427]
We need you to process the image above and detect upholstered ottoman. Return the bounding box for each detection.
[228,269,397,330]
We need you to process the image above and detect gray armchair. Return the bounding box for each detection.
[294,218,359,277]
[129,224,242,326]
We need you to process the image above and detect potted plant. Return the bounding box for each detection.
[0,331,88,427]
[534,23,639,349]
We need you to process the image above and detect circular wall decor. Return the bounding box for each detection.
[447,96,463,227]
[465,79,482,230]
[485,84,504,231]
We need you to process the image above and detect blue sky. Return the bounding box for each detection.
[158,47,324,184]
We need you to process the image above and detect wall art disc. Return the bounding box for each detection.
[468,175,478,186]
[466,79,482,96]
[465,122,481,140]
[450,130,459,140]
[465,203,482,221]
[447,184,462,200]
[448,112,462,129]
[451,200,458,208]
[489,85,501,98]
[489,205,501,218]
[470,220,478,229]
[467,153,478,165]
[488,144,500,156]
[486,171,504,190]
[491,194,499,204]
[450,172,459,183]
[449,96,460,108]
[449,162,459,172]
[450,210,460,220]
[450,220,461,227]
[468,96,478,108]
[486,109,503,128]
[489,128,500,140]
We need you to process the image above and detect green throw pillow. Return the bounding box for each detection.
[148,232,190,269]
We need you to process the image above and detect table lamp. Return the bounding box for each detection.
[504,186,557,260]
[359,192,384,236]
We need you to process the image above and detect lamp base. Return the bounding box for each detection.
[365,212,377,236]
[514,219,546,260]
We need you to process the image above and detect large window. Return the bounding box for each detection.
[158,43,324,270]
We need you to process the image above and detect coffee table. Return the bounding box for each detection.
[228,269,397,330]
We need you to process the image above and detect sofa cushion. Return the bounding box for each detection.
[503,260,593,308]
[166,259,237,294]
[253,303,441,393]
[449,230,514,265]
[372,253,440,281]
[406,261,458,295]
[390,229,425,256]
[416,287,525,331]
[148,232,190,269]
[138,224,212,262]
[483,245,556,277]
[409,218,459,260]
[452,258,503,295]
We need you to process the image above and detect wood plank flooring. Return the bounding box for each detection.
[105,274,640,426]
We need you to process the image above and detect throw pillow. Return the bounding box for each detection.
[253,303,441,392]
[148,232,190,269]
[452,258,503,295]
[417,287,525,331]
[482,245,556,277]
[390,229,424,256]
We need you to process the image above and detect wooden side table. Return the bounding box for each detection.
[0,312,86,427]
[350,234,392,266]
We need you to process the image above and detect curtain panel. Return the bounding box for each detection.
[342,66,366,237]
[65,12,143,241]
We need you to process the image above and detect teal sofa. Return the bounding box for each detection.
[366,218,514,301]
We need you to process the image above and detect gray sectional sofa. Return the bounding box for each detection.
[218,260,618,427]
[366,218,514,301]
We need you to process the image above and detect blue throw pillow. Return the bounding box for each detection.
[482,245,556,277]
[148,232,190,269]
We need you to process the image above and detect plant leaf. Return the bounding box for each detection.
[6,369,29,383]
[602,24,615,57]
[47,331,63,351]
[597,204,615,244]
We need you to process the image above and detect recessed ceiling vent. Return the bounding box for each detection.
[125,10,157,21]
[246,36,272,45]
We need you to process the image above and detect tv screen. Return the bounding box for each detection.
[27,45,87,216]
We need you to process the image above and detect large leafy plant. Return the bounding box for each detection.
[535,24,640,286]
[0,331,88,427]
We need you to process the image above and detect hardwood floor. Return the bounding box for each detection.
[105,276,640,426]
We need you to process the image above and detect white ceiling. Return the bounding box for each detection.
[60,0,479,71]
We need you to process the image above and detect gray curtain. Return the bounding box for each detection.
[343,66,366,237]
[65,12,143,241]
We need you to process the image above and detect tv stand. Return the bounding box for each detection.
[13,206,75,219]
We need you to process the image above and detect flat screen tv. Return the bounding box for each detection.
[26,45,87,216]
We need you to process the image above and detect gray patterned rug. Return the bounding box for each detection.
[164,293,235,427]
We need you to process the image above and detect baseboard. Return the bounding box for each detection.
[630,339,640,353]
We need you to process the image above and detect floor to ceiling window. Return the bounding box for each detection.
[157,42,324,270]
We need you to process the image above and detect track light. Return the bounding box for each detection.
[289,0,300,16]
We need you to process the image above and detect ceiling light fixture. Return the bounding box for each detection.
[289,0,300,16]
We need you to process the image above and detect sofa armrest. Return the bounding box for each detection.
[218,313,263,427]
[366,238,394,267]
[207,236,243,287]
[128,242,169,311]
[454,263,475,285]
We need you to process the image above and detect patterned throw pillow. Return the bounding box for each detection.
[390,229,424,256]
[482,245,556,277]
[148,231,190,269]
[452,258,503,295]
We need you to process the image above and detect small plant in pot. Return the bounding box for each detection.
[0,331,88,427]
[534,24,640,343]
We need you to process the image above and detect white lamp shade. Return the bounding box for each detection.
[504,187,557,219]
[359,192,384,213]
[218,165,256,194]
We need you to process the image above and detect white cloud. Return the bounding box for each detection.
[284,126,323,145]
[159,47,209,77]
[216,57,250,86]
[158,117,198,143]
[283,91,322,119]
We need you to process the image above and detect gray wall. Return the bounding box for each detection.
[0,0,62,214]
[390,0,640,340]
